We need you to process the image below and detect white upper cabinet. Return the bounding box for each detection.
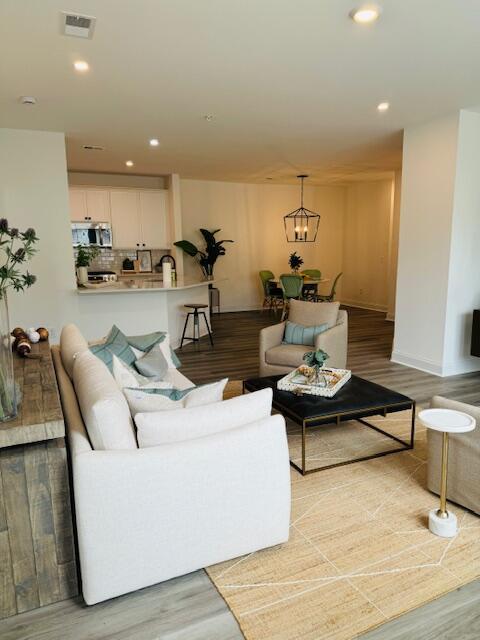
[139,190,169,249]
[110,190,143,249]
[69,188,111,222]
[69,186,170,249]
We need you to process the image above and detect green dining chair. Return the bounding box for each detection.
[316,272,343,302]
[301,269,322,300]
[259,270,283,312]
[280,274,303,320]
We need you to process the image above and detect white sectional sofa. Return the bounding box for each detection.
[53,324,291,605]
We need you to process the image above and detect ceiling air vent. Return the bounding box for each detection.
[82,145,105,151]
[61,12,96,39]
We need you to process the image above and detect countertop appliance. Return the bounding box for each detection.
[155,254,176,273]
[87,270,117,283]
[72,222,112,248]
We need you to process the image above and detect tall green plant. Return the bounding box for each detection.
[0,219,38,298]
[174,229,233,278]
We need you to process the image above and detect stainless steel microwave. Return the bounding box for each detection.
[71,222,112,248]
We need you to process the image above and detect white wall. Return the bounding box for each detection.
[0,129,78,341]
[179,179,345,311]
[443,110,480,375]
[341,181,394,312]
[392,111,480,376]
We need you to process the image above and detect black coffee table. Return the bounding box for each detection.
[243,374,415,475]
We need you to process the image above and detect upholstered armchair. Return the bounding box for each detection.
[259,299,348,376]
[427,395,480,516]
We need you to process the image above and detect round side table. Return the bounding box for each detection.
[419,408,476,538]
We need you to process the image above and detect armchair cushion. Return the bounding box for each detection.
[266,343,309,368]
[288,299,340,328]
[284,320,328,346]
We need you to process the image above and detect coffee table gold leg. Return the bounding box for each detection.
[437,432,449,519]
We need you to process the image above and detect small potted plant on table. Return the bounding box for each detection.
[75,246,100,285]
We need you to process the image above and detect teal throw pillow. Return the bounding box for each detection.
[283,321,328,346]
[90,325,137,371]
[127,331,181,368]
[135,344,169,379]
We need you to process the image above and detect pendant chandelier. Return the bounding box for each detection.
[283,175,320,243]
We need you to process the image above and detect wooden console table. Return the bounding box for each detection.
[0,341,78,619]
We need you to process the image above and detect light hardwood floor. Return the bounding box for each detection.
[1,308,479,640]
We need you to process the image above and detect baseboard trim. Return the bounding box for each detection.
[340,299,388,314]
[391,350,444,376]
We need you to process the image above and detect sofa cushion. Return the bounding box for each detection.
[288,299,340,328]
[60,324,89,379]
[73,350,137,450]
[266,343,309,368]
[89,325,137,372]
[135,387,273,447]
[283,320,328,346]
[124,378,228,416]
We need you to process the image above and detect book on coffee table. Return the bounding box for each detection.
[277,366,351,398]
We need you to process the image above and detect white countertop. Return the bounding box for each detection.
[77,277,216,294]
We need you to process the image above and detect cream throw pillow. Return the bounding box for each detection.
[135,388,273,447]
[124,378,228,416]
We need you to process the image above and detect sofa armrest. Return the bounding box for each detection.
[72,414,291,604]
[260,322,285,362]
[314,312,348,369]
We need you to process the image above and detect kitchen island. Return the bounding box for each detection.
[76,277,213,347]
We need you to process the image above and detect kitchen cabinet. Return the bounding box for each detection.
[69,188,111,222]
[139,190,168,249]
[68,186,170,250]
[110,190,142,249]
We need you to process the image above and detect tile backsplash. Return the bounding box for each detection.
[73,248,171,274]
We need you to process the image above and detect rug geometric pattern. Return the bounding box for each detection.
[207,399,480,640]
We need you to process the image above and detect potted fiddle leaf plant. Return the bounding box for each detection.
[75,245,100,284]
[0,219,38,421]
[174,229,233,280]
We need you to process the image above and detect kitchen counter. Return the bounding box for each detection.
[77,277,215,294]
[75,276,215,347]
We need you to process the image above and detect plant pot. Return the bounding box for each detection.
[0,294,17,422]
[77,266,88,284]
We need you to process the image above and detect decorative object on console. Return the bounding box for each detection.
[288,251,304,273]
[174,228,233,279]
[0,220,38,421]
[137,248,152,272]
[75,244,100,284]
[283,175,320,243]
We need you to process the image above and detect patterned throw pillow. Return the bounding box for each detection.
[283,320,329,346]
[127,331,182,368]
[89,325,136,371]
[135,344,169,379]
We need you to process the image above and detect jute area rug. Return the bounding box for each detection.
[209,381,480,640]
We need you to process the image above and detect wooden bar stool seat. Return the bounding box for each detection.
[180,303,214,349]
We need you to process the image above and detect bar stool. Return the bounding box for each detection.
[419,408,476,537]
[180,303,214,349]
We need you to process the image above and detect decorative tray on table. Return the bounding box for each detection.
[277,366,351,398]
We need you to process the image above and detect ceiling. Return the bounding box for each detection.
[1,0,480,184]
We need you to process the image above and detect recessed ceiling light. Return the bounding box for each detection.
[19,96,37,105]
[377,102,390,112]
[149,138,159,147]
[125,160,134,167]
[203,114,214,122]
[73,60,89,72]
[350,5,381,24]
